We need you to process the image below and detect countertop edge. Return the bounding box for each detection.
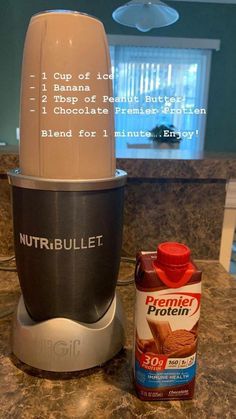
[1,148,236,179]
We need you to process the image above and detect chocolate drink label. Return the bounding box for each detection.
[134,251,202,401]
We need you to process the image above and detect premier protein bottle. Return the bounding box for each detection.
[133,242,202,401]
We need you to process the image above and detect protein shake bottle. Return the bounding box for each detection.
[134,242,202,401]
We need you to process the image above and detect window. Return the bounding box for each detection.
[109,36,219,155]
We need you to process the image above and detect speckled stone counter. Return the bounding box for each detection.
[0,261,235,418]
[1,147,236,179]
[1,149,236,259]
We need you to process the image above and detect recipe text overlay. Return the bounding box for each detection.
[27,72,206,141]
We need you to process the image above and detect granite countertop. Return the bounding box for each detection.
[0,261,235,418]
[1,146,236,179]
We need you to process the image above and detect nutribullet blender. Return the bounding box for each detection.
[8,10,127,372]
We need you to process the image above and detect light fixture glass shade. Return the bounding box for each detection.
[112,0,179,32]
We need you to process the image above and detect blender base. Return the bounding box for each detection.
[12,294,125,372]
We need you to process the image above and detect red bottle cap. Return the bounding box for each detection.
[157,242,191,269]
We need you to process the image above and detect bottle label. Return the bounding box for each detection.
[134,282,201,399]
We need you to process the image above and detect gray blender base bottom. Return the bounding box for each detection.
[12,294,125,372]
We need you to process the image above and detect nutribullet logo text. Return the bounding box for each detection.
[35,339,80,358]
[19,233,103,250]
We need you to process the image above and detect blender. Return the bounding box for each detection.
[8,10,127,372]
